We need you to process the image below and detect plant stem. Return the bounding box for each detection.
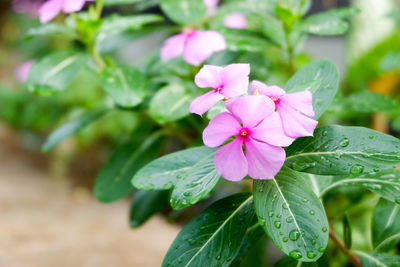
[329,227,361,267]
[284,27,295,75]
[96,0,104,20]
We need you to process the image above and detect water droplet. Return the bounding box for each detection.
[322,130,328,136]
[289,229,300,241]
[396,198,400,205]
[273,193,277,199]
[216,254,221,260]
[178,257,183,263]
[226,256,232,262]
[258,218,266,226]
[268,211,274,217]
[276,214,282,219]
[145,184,154,190]
[339,138,349,147]
[188,238,195,245]
[309,210,315,215]
[311,239,316,245]
[307,251,317,259]
[282,203,288,209]
[163,182,173,190]
[183,191,193,197]
[373,167,380,172]
[318,247,325,253]
[283,237,288,242]
[302,198,308,203]
[322,227,328,232]
[274,221,282,229]
[369,135,374,139]
[286,217,294,223]
[289,250,302,259]
[350,164,364,174]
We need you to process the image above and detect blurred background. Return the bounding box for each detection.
[1,0,400,266]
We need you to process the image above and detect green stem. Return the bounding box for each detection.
[329,227,361,267]
[284,26,295,75]
[96,0,104,20]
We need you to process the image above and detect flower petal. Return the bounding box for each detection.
[250,80,286,97]
[38,0,63,23]
[215,137,248,181]
[224,12,248,29]
[225,95,275,128]
[63,0,86,13]
[244,137,285,179]
[194,65,223,89]
[14,60,35,83]
[220,63,250,98]
[279,104,318,138]
[281,90,315,117]
[183,31,226,66]
[203,112,241,147]
[161,33,186,60]
[251,112,294,146]
[190,91,224,116]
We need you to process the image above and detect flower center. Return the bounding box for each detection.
[271,96,280,105]
[239,128,249,138]
[215,85,224,92]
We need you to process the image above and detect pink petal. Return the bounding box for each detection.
[190,91,224,116]
[244,137,285,179]
[161,33,186,60]
[183,31,226,66]
[224,12,248,29]
[220,63,250,98]
[215,137,248,181]
[194,65,223,89]
[250,80,286,98]
[281,90,315,117]
[62,0,86,13]
[225,95,275,128]
[38,0,63,23]
[203,0,219,15]
[203,112,241,147]
[14,60,35,83]
[279,105,318,138]
[251,112,294,147]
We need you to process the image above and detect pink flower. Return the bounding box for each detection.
[12,0,42,17]
[190,63,250,115]
[224,12,247,29]
[203,95,294,181]
[203,0,219,16]
[38,0,88,23]
[14,60,35,83]
[250,80,318,138]
[161,30,226,66]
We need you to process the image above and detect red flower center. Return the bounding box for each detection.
[271,96,280,105]
[215,85,224,92]
[239,128,250,138]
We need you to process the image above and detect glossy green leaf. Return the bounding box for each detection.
[219,28,272,53]
[101,65,148,108]
[27,51,88,95]
[132,146,215,190]
[285,125,400,176]
[26,23,78,40]
[41,108,107,153]
[301,14,348,35]
[149,83,192,124]
[170,152,219,210]
[97,14,163,35]
[161,0,207,25]
[343,90,400,113]
[130,190,169,228]
[356,251,400,267]
[206,101,227,120]
[372,198,400,251]
[253,167,329,262]
[284,59,339,119]
[94,132,165,202]
[162,193,254,267]
[274,255,329,267]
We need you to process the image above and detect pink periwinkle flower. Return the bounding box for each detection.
[203,0,219,16]
[203,95,294,181]
[38,0,89,23]
[250,80,318,138]
[190,63,250,115]
[161,30,226,66]
[14,60,35,83]
[224,12,248,29]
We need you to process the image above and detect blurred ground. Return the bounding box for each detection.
[0,126,180,267]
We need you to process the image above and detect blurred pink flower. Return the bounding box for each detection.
[161,30,226,66]
[12,0,42,17]
[224,12,247,29]
[190,63,250,115]
[203,0,219,16]
[38,0,89,23]
[250,80,318,138]
[203,95,294,181]
[14,60,35,83]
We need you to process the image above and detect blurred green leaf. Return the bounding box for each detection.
[26,23,78,40]
[97,14,163,36]
[253,167,329,262]
[380,51,400,71]
[218,28,272,53]
[356,251,400,267]
[343,90,400,113]
[162,193,254,267]
[161,0,207,25]
[343,213,352,249]
[286,125,400,176]
[130,190,169,228]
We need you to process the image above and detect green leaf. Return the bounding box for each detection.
[274,255,329,267]
[132,146,215,190]
[343,90,400,113]
[284,59,339,119]
[26,23,78,40]
[94,132,165,203]
[129,190,169,228]
[161,0,207,25]
[97,14,163,35]
[206,101,228,120]
[41,108,107,153]
[380,51,400,71]
[253,167,329,262]
[149,83,192,124]
[162,193,254,267]
[27,51,88,95]
[285,125,400,176]
[301,14,348,35]
[170,152,220,210]
[355,251,400,267]
[372,198,400,251]
[219,28,272,53]
[343,213,352,249]
[101,65,148,108]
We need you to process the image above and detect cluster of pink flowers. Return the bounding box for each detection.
[191,63,318,181]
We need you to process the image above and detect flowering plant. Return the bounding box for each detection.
[9,0,400,265]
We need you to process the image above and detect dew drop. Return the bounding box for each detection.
[309,210,315,215]
[274,221,282,229]
[286,217,294,223]
[350,164,364,174]
[302,198,309,203]
[258,218,266,226]
[307,251,317,259]
[283,237,288,242]
[289,250,302,259]
[318,247,325,253]
[289,229,300,241]
[183,191,193,197]
[163,182,173,190]
[282,203,288,209]
[322,227,328,232]
[216,254,221,260]
[339,138,349,147]
[369,135,374,139]
[311,239,316,245]
[188,238,195,245]
[276,214,282,219]
[322,130,328,136]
